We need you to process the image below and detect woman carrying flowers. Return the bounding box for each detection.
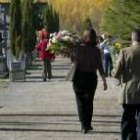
[37,30,55,81]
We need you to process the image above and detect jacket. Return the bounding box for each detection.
[37,39,55,61]
[113,43,140,104]
[76,44,104,75]
[73,44,104,85]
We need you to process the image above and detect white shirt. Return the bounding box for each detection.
[100,40,111,54]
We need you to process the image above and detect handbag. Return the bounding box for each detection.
[65,63,77,81]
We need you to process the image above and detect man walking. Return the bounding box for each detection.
[113,30,140,140]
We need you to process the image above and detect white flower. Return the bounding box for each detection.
[61,36,71,41]
[50,33,53,38]
[49,39,52,42]
[47,41,51,48]
[52,37,57,43]
[69,37,74,43]
[53,32,57,36]
[59,30,70,36]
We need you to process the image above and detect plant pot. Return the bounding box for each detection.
[9,61,25,82]
[10,70,25,82]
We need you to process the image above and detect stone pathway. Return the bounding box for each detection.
[0,57,122,140]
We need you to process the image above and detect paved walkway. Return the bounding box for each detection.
[0,57,122,140]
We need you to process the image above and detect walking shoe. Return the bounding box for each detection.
[87,126,93,130]
[81,127,88,134]
[43,78,47,82]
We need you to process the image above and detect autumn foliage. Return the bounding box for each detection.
[50,0,112,32]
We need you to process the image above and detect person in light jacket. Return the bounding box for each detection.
[100,34,113,77]
[113,30,140,140]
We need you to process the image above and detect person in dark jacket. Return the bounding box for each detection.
[73,29,107,134]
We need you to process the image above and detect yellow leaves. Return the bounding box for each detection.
[0,0,112,31]
[0,0,49,3]
[49,0,112,30]
[0,0,10,3]
[115,43,123,48]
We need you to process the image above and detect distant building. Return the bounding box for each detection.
[0,22,9,40]
[0,4,9,57]
[0,5,10,40]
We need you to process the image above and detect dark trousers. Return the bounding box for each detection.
[73,80,97,128]
[121,104,140,140]
[43,59,52,80]
[104,53,113,77]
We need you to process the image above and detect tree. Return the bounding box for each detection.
[53,10,59,32]
[22,0,36,53]
[10,0,22,57]
[50,0,112,31]
[43,3,59,33]
[33,4,45,30]
[103,0,140,39]
[43,3,52,33]
[83,17,93,30]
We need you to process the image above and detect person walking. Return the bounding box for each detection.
[100,34,113,77]
[37,30,54,81]
[113,30,140,140]
[72,29,107,134]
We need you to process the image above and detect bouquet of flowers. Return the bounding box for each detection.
[47,30,81,57]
